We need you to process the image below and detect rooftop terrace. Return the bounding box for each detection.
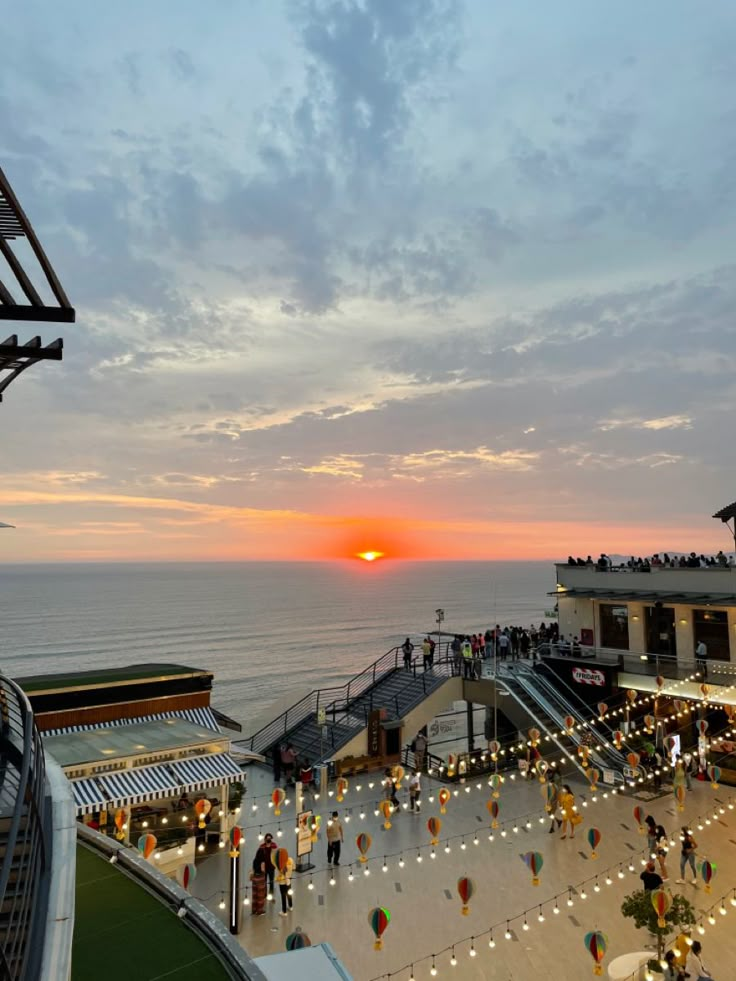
[17,663,210,694]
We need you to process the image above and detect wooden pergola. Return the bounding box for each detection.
[0,165,74,400]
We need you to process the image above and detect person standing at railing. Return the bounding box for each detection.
[414,731,427,772]
[422,637,432,671]
[281,743,296,787]
[696,639,708,679]
[402,637,414,671]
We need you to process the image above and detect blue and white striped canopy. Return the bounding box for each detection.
[43,706,220,738]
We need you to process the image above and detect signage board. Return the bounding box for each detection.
[601,768,616,786]
[297,810,313,858]
[317,707,326,726]
[368,709,382,757]
[571,666,606,687]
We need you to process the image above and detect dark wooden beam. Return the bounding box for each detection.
[0,234,44,306]
[0,305,76,323]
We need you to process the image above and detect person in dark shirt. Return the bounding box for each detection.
[640,860,663,892]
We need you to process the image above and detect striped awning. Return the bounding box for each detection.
[168,753,244,788]
[43,706,221,738]
[68,752,244,816]
[70,778,104,813]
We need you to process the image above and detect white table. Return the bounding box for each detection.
[607,951,653,981]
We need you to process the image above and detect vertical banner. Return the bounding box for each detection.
[368,709,382,757]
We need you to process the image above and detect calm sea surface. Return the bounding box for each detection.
[0,561,554,725]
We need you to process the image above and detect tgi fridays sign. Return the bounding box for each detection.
[571,666,605,687]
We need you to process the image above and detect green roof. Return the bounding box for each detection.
[72,846,231,981]
[45,717,223,767]
[16,663,210,694]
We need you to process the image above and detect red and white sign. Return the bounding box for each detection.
[571,666,605,687]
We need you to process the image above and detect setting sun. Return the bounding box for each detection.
[356,551,385,562]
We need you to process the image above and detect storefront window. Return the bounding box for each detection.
[694,609,730,661]
[599,604,629,650]
[645,604,676,658]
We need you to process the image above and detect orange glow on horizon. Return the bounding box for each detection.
[356,550,385,562]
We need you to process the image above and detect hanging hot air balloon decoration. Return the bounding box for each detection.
[379,799,393,830]
[544,782,556,813]
[180,862,197,891]
[643,714,655,733]
[597,701,608,721]
[310,814,322,843]
[613,730,624,750]
[488,739,501,761]
[697,720,709,738]
[536,760,549,783]
[564,715,575,735]
[490,773,503,798]
[655,675,665,691]
[457,876,475,915]
[674,784,686,812]
[114,808,127,841]
[522,850,544,886]
[194,797,212,829]
[368,906,391,950]
[356,832,372,864]
[336,777,348,802]
[286,926,311,951]
[528,727,541,748]
[651,887,672,928]
[627,689,638,704]
[392,765,405,786]
[700,683,710,700]
[587,827,601,860]
[700,859,716,894]
[137,832,157,860]
[271,788,285,817]
[438,788,451,815]
[229,826,243,857]
[427,816,442,846]
[587,767,600,792]
[272,847,290,882]
[633,805,646,834]
[578,745,590,768]
[673,699,686,714]
[707,765,721,789]
[666,735,677,756]
[447,754,457,778]
[627,752,640,770]
[584,931,608,976]
[487,799,499,829]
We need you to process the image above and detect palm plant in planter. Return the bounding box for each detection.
[621,890,696,967]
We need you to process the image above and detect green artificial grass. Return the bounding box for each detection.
[19,663,206,692]
[72,847,231,981]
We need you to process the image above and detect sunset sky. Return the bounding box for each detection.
[2,0,736,562]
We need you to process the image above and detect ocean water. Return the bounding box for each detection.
[0,561,554,725]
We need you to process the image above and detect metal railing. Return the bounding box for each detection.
[0,675,50,980]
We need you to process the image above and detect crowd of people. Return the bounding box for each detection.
[567,550,734,570]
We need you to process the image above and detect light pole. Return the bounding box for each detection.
[436,608,445,662]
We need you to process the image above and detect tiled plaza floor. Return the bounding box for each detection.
[194,761,736,980]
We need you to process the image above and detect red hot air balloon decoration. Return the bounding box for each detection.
[700,859,715,894]
[674,784,686,812]
[564,715,575,734]
[697,720,708,737]
[488,739,500,761]
[651,887,672,928]
[229,826,243,857]
[655,675,665,691]
[666,735,677,756]
[587,827,601,859]
[271,788,285,816]
[447,754,457,778]
[587,768,600,792]
[643,714,655,733]
[626,752,640,769]
[487,799,499,829]
[427,816,441,846]
[584,931,608,976]
[707,765,721,789]
[597,701,608,721]
[379,799,393,829]
[368,906,390,950]
[613,730,624,750]
[522,850,544,886]
[673,699,686,714]
[490,773,503,798]
[137,832,157,860]
[633,806,646,834]
[286,926,311,951]
[578,744,590,768]
[438,788,451,815]
[336,777,348,802]
[356,832,372,863]
[180,862,197,891]
[528,727,541,747]
[194,797,212,828]
[272,847,290,881]
[114,808,127,841]
[457,876,475,915]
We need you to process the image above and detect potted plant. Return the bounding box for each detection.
[620,890,696,970]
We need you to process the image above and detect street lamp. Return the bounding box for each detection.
[436,608,445,661]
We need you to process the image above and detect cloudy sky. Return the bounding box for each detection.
[2,0,736,561]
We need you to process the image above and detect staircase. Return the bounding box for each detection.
[241,648,455,766]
